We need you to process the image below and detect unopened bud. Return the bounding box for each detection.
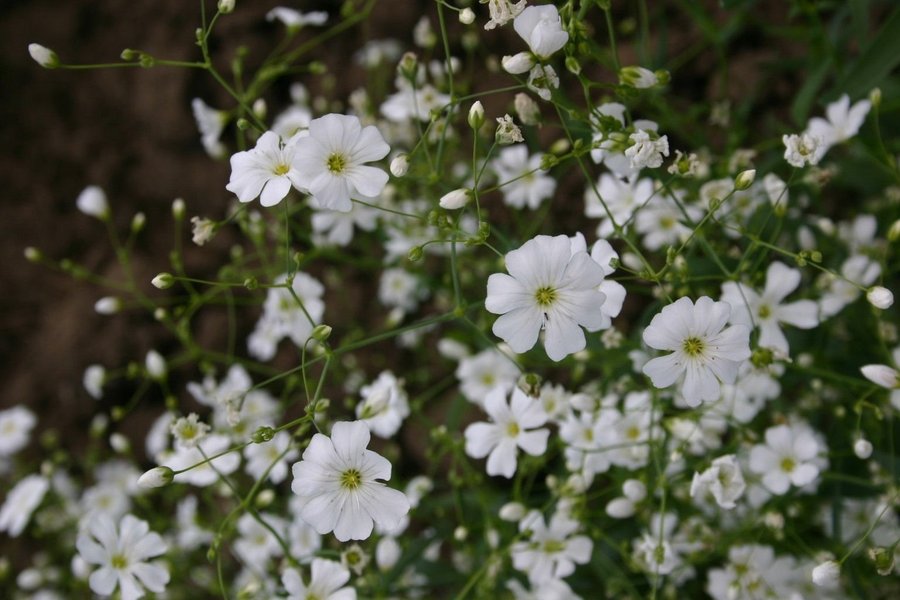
[498,502,525,522]
[131,212,146,233]
[251,426,276,444]
[439,188,471,210]
[138,466,174,489]
[853,438,873,459]
[734,169,756,191]
[172,198,186,220]
[467,101,485,130]
[407,246,424,262]
[311,324,332,342]
[151,273,174,289]
[869,546,895,575]
[501,52,534,74]
[218,0,235,14]
[867,286,893,309]
[888,219,900,242]
[514,93,541,126]
[390,154,409,177]
[459,8,475,25]
[28,43,59,68]
[76,186,110,220]
[24,247,42,262]
[811,560,840,587]
[869,87,882,109]
[94,296,122,315]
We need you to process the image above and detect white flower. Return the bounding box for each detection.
[28,43,59,67]
[191,98,227,158]
[292,114,390,212]
[690,455,745,509]
[495,114,524,144]
[170,413,210,449]
[782,132,824,167]
[635,194,702,251]
[283,559,356,600]
[266,8,329,29]
[161,434,240,487]
[381,82,450,123]
[867,286,894,309]
[853,438,874,459]
[526,63,559,101]
[625,129,669,169]
[234,512,287,570]
[860,348,900,410]
[820,254,881,318]
[0,475,49,537]
[748,423,822,495]
[811,559,841,587]
[455,347,520,405]
[76,513,169,600]
[355,371,410,439]
[720,261,818,355]
[291,421,410,542]
[584,174,655,238]
[243,431,298,484]
[248,272,325,360]
[486,234,608,361]
[484,0,526,30]
[641,296,751,406]
[464,386,550,478]
[510,510,592,584]
[226,131,305,207]
[492,145,556,209]
[0,405,37,457]
[272,105,313,140]
[513,5,569,59]
[76,186,109,219]
[806,94,870,150]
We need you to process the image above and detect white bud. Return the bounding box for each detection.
[24,247,41,262]
[622,479,647,502]
[854,438,874,459]
[467,101,485,130]
[867,286,893,309]
[811,560,840,587]
[390,154,410,177]
[453,526,468,541]
[252,98,267,120]
[93,296,121,315]
[734,169,756,191]
[217,0,235,14]
[459,8,475,25]
[151,273,174,289]
[619,66,659,89]
[501,52,535,75]
[498,502,525,522]
[145,350,166,379]
[131,212,146,233]
[137,466,174,489]
[110,433,130,453]
[28,43,59,68]
[76,186,109,219]
[439,188,471,210]
[605,497,636,519]
[171,198,186,219]
[83,365,106,399]
[375,536,401,571]
[514,93,541,126]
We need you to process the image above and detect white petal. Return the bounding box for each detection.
[763,262,801,302]
[486,438,519,478]
[517,429,549,456]
[260,176,291,207]
[861,365,899,389]
[492,309,541,354]
[89,567,119,596]
[642,353,683,389]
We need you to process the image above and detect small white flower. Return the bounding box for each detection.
[0,405,37,457]
[282,559,355,600]
[76,186,109,219]
[291,421,410,541]
[690,454,746,509]
[867,286,894,309]
[642,296,751,406]
[492,145,556,210]
[495,114,524,145]
[806,94,871,151]
[748,423,822,495]
[484,0,526,30]
[0,475,49,537]
[526,63,559,101]
[190,216,216,246]
[782,132,824,168]
[511,510,592,584]
[514,92,541,125]
[244,431,298,484]
[191,98,227,158]
[513,5,569,59]
[455,347,520,405]
[226,131,305,207]
[721,261,819,355]
[486,234,608,361]
[170,413,210,449]
[853,438,873,459]
[76,513,169,600]
[355,371,410,439]
[625,129,669,170]
[811,559,841,587]
[266,8,329,29]
[292,114,390,212]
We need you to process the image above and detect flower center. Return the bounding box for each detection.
[757,304,771,319]
[682,336,705,357]
[340,468,362,489]
[326,153,347,174]
[273,163,290,176]
[110,554,129,570]
[506,422,520,437]
[534,286,557,307]
[626,426,641,440]
[659,216,675,229]
[543,539,565,554]
[780,457,796,473]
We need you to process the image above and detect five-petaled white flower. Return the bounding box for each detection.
[291,421,410,542]
[642,296,751,406]
[748,423,822,495]
[806,94,871,152]
[464,386,550,478]
[513,5,569,59]
[76,513,169,600]
[292,113,390,212]
[226,131,305,207]
[486,234,607,361]
[720,261,819,355]
[282,558,356,600]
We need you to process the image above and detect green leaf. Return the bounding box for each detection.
[829,5,900,100]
